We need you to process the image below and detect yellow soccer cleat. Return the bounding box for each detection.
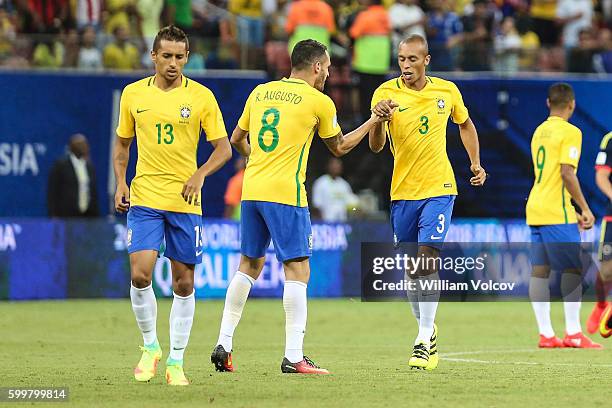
[165,362,189,386]
[134,345,162,382]
[409,342,429,370]
[425,324,439,371]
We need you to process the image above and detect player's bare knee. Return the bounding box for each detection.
[239,256,264,280]
[131,272,152,288]
[173,275,194,296]
[531,265,550,279]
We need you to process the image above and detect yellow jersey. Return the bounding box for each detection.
[238,78,341,207]
[116,75,228,215]
[371,76,469,201]
[526,116,582,225]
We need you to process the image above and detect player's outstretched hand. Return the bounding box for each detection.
[470,164,487,186]
[182,170,206,205]
[578,208,595,230]
[115,183,130,213]
[372,99,398,119]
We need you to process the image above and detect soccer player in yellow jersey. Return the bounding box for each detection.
[525,83,601,349]
[369,35,486,370]
[210,39,391,374]
[113,26,232,385]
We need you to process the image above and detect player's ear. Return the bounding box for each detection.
[546,98,551,109]
[150,49,156,65]
[424,54,431,67]
[314,60,321,75]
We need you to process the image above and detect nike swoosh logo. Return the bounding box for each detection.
[398,107,409,112]
[136,109,150,114]
[283,365,297,371]
[430,235,442,240]
[195,250,203,256]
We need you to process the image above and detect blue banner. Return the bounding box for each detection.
[0,218,602,300]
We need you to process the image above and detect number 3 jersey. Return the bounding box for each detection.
[526,116,582,226]
[371,76,469,201]
[116,76,227,215]
[238,78,341,207]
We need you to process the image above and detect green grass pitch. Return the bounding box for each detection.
[1,299,610,407]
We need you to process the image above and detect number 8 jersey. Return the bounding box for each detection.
[116,76,227,215]
[238,78,341,207]
[526,116,582,225]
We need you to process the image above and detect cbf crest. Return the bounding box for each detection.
[179,104,192,124]
[436,98,446,114]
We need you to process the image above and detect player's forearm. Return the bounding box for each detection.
[337,116,378,156]
[113,142,130,186]
[200,138,232,177]
[232,139,251,158]
[562,171,590,212]
[459,119,481,166]
[368,122,386,153]
[595,171,612,202]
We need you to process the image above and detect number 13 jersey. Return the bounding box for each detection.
[526,116,582,226]
[238,78,341,207]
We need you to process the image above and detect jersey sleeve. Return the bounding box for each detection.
[116,86,135,138]
[201,90,228,141]
[595,133,612,170]
[237,88,256,132]
[450,82,469,124]
[559,127,582,168]
[317,95,341,139]
[370,85,386,109]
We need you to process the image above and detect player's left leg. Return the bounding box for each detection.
[161,212,203,385]
[589,219,612,334]
[411,195,455,370]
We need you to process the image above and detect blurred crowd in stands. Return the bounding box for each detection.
[1,0,611,74]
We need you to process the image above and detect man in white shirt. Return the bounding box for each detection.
[389,0,426,56]
[557,0,594,49]
[312,158,359,222]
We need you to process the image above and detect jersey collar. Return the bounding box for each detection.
[395,76,431,92]
[281,77,308,85]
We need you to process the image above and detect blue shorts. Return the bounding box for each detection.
[530,224,581,271]
[127,206,203,265]
[391,195,455,249]
[241,200,312,262]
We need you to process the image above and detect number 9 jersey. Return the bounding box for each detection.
[238,78,341,207]
[116,76,227,215]
[526,116,582,225]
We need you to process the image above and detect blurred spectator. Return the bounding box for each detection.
[426,0,463,71]
[312,157,358,222]
[223,157,246,220]
[137,0,163,46]
[603,0,612,26]
[594,28,612,73]
[104,0,137,35]
[206,43,239,69]
[62,27,80,67]
[0,8,16,61]
[494,15,520,72]
[103,24,139,69]
[32,37,63,67]
[184,36,206,72]
[230,0,264,47]
[389,0,425,57]
[454,0,474,16]
[285,0,336,52]
[349,0,390,121]
[460,0,495,71]
[494,0,529,17]
[74,0,102,30]
[47,133,99,218]
[26,0,70,33]
[78,25,102,69]
[567,27,600,73]
[556,0,593,50]
[166,0,193,35]
[529,0,559,47]
[516,13,540,70]
[14,0,45,33]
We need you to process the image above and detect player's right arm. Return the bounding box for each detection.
[230,88,255,158]
[369,99,397,153]
[560,128,594,229]
[114,87,135,213]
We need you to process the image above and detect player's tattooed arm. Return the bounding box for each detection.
[369,99,397,153]
[113,136,133,213]
[230,126,251,158]
[458,117,487,187]
[561,164,595,229]
[323,112,391,157]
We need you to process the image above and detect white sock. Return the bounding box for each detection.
[217,271,255,351]
[405,271,420,323]
[169,290,195,362]
[561,273,583,335]
[283,280,307,363]
[416,273,439,344]
[529,277,554,338]
[130,283,158,347]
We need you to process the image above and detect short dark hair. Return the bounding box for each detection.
[548,83,575,109]
[399,34,429,55]
[153,25,189,52]
[291,39,327,71]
